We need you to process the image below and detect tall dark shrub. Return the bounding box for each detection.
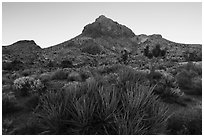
[61,60,73,68]
[152,44,161,57]
[144,46,149,57]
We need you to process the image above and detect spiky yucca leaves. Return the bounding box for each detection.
[36,90,73,134]
[37,81,119,135]
[37,73,169,135]
[117,67,148,85]
[65,86,119,134]
[115,82,168,135]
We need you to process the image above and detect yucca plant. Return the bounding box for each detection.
[62,81,119,135]
[115,82,169,135]
[36,73,169,135]
[36,90,73,134]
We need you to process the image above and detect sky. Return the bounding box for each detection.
[2,2,202,48]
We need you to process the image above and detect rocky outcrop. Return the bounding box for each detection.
[82,15,135,38]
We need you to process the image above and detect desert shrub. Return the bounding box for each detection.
[51,69,68,80]
[2,61,13,71]
[176,70,193,90]
[152,44,161,57]
[46,80,67,91]
[183,50,202,62]
[10,72,21,80]
[36,90,72,134]
[24,94,40,111]
[67,71,82,82]
[36,76,168,135]
[176,62,202,95]
[117,67,148,85]
[10,116,44,135]
[78,70,92,81]
[47,60,58,68]
[21,69,33,76]
[182,62,202,76]
[39,73,52,84]
[2,76,13,85]
[167,107,202,135]
[143,45,150,57]
[11,60,24,70]
[148,70,163,82]
[60,60,73,68]
[2,84,13,94]
[2,119,14,135]
[13,76,45,97]
[2,60,24,71]
[97,64,122,75]
[2,92,22,115]
[114,82,168,135]
[188,77,202,95]
[160,48,167,57]
[81,43,102,55]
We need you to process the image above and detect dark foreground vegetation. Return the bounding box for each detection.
[2,57,202,135]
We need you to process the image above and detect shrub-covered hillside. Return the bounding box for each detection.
[2,15,202,135]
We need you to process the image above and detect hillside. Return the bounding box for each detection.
[42,15,201,63]
[2,40,43,65]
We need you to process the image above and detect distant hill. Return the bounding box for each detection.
[2,40,43,65]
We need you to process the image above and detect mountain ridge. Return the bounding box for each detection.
[2,15,202,65]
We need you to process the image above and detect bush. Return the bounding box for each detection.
[2,76,13,85]
[183,62,202,76]
[167,107,202,135]
[10,116,44,135]
[152,44,161,57]
[2,119,14,135]
[51,69,68,80]
[36,75,168,135]
[13,76,45,97]
[176,70,193,90]
[117,67,148,85]
[21,69,33,76]
[67,71,82,82]
[81,43,102,55]
[97,64,122,75]
[190,77,202,95]
[3,60,24,71]
[176,62,202,95]
[2,92,22,115]
[60,60,73,68]
[39,73,52,84]
[183,50,202,61]
[24,94,40,111]
[2,61,13,71]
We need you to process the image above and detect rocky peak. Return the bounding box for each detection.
[95,15,108,22]
[82,15,135,38]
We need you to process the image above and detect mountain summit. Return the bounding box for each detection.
[82,15,135,38]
